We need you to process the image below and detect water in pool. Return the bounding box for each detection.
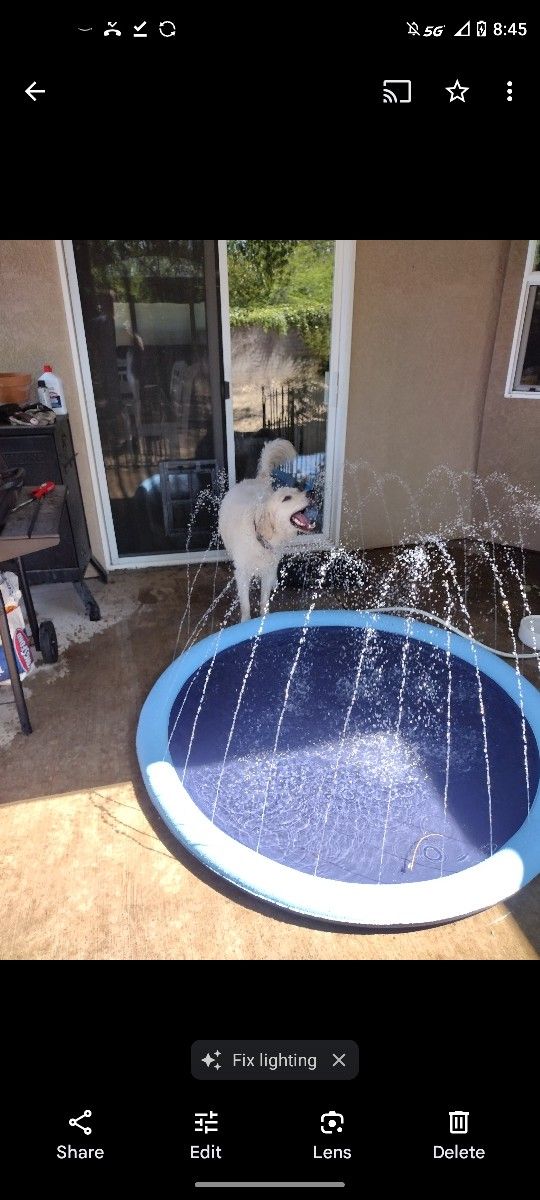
[167,625,539,885]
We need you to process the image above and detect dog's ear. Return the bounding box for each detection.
[254,501,276,543]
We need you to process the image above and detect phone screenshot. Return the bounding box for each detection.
[0,9,537,1191]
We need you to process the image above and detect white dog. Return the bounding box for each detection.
[218,438,315,622]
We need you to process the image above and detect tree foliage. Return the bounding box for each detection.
[75,240,205,304]
[228,240,334,366]
[75,239,335,367]
[227,240,299,307]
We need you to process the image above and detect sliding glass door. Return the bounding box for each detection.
[66,239,354,566]
[226,240,345,539]
[71,239,226,557]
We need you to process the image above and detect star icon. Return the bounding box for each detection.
[446,79,469,102]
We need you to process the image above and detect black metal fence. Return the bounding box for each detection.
[261,383,326,457]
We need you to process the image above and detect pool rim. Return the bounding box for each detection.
[136,610,540,927]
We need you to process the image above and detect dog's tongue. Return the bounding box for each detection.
[290,510,315,531]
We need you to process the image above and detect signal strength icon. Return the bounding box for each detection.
[382,79,412,103]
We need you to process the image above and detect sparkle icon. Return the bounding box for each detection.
[446,79,469,102]
[201,1051,222,1069]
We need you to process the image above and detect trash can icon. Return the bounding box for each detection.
[449,1110,469,1134]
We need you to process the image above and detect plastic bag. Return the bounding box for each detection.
[0,570,35,683]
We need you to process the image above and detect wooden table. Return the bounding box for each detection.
[0,486,65,733]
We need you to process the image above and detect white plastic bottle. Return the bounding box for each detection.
[37,364,67,414]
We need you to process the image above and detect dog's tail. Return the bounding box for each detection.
[257,438,297,480]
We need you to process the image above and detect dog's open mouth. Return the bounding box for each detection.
[290,509,316,532]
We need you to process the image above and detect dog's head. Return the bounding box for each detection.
[255,486,316,546]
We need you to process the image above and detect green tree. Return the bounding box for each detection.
[228,240,334,367]
[227,240,299,307]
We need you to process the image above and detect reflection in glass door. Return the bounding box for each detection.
[72,240,226,557]
[227,240,335,531]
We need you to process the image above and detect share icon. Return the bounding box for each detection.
[68,1109,92,1136]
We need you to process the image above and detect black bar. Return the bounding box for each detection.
[26,499,41,539]
[16,556,40,649]
[73,579,101,621]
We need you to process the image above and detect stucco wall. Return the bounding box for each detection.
[342,239,511,548]
[475,239,540,552]
[0,240,106,567]
[2,240,534,566]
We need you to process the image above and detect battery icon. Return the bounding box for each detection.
[477,20,487,36]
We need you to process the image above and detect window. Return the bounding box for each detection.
[507,240,540,395]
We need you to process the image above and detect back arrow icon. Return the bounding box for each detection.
[25,82,46,101]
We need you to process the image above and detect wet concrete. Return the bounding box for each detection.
[1,549,539,960]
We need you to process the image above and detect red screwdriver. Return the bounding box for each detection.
[12,481,56,538]
[12,481,56,511]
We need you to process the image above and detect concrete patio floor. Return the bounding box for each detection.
[1,558,539,960]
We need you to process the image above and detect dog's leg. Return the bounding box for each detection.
[260,566,279,616]
[235,568,252,622]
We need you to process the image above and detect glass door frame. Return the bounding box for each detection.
[322,238,356,544]
[58,238,355,569]
[60,238,231,568]
[219,239,356,548]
